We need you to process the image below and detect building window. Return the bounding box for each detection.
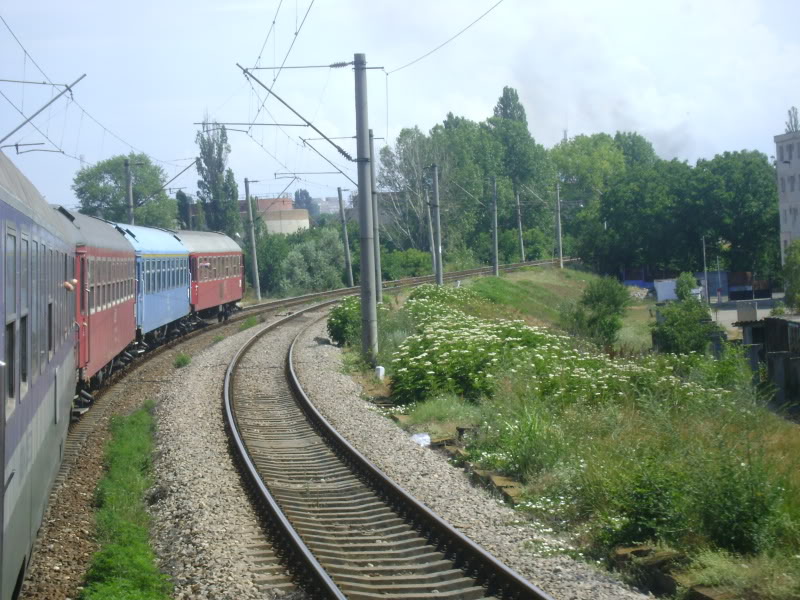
[781,177,786,193]
[789,144,795,161]
[791,176,796,193]
[780,145,785,162]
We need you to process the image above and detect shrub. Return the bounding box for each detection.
[173,353,191,369]
[675,271,699,301]
[382,248,432,281]
[560,276,630,348]
[327,296,361,346]
[770,301,787,316]
[651,298,722,354]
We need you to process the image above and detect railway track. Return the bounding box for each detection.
[224,305,555,599]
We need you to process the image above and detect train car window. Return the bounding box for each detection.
[89,258,95,314]
[20,315,28,390]
[5,232,16,316]
[5,323,14,419]
[31,240,38,380]
[21,237,29,309]
[47,301,53,355]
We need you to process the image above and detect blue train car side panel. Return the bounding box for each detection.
[113,224,190,335]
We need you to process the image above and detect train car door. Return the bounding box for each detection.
[77,251,89,370]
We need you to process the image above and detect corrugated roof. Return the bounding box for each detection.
[114,223,188,254]
[0,152,77,241]
[175,230,241,253]
[54,207,134,253]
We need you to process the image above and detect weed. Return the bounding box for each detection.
[212,334,225,344]
[81,400,171,600]
[173,353,191,369]
[239,316,258,331]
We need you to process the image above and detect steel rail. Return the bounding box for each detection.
[287,321,556,600]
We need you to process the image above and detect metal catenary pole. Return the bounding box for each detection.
[431,165,444,285]
[338,186,354,287]
[556,181,563,269]
[491,176,499,276]
[0,73,86,144]
[244,178,262,301]
[354,53,378,363]
[425,190,436,277]
[515,191,525,262]
[369,129,383,303]
[125,158,135,225]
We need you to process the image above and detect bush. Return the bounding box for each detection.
[327,296,361,346]
[173,353,191,368]
[560,276,630,348]
[770,301,787,316]
[675,271,699,301]
[651,299,722,354]
[238,316,258,331]
[382,248,432,281]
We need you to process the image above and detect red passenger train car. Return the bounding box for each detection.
[58,208,137,386]
[176,230,244,319]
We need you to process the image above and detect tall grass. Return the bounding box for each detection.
[81,400,171,600]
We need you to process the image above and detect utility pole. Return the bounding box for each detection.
[491,176,499,276]
[515,191,525,262]
[556,182,563,269]
[702,235,709,304]
[369,129,383,302]
[244,178,261,301]
[431,165,444,285]
[125,158,134,225]
[425,190,436,276]
[354,53,378,363]
[338,187,354,287]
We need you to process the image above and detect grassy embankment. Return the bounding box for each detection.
[80,401,171,600]
[332,267,800,599]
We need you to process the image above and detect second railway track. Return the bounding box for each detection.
[225,304,554,600]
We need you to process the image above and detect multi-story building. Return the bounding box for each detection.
[238,195,308,235]
[776,131,800,264]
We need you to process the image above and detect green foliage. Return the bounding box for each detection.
[675,272,698,301]
[73,153,174,227]
[277,227,345,296]
[212,334,225,344]
[82,402,171,600]
[382,248,432,280]
[787,106,800,134]
[176,190,192,229]
[560,276,630,347]
[173,353,191,368]
[195,122,241,238]
[238,316,258,331]
[327,296,361,346]
[770,301,787,316]
[651,299,721,355]
[784,240,800,310]
[293,188,319,219]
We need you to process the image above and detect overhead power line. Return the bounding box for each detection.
[388,0,505,74]
[0,78,69,87]
[247,61,352,70]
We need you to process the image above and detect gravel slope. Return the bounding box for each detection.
[293,316,651,600]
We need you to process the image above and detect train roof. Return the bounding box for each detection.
[175,230,241,254]
[113,223,188,255]
[54,207,135,254]
[0,152,77,240]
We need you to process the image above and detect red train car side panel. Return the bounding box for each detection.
[191,251,243,311]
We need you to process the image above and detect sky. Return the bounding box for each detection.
[1,0,799,209]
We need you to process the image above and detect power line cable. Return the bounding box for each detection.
[0,88,81,160]
[388,0,505,74]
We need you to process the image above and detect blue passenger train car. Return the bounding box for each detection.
[0,152,77,600]
[114,224,190,339]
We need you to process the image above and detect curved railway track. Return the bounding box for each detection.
[224,305,556,600]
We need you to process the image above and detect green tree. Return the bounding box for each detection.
[492,86,527,126]
[176,190,192,229]
[277,227,345,295]
[293,188,320,218]
[73,152,174,227]
[651,299,721,354]
[675,272,698,301]
[783,240,800,310]
[613,131,658,168]
[195,123,241,237]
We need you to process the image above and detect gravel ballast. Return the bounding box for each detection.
[293,316,651,600]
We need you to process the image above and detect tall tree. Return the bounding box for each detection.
[614,131,658,168]
[195,123,241,237]
[72,152,176,228]
[294,188,320,218]
[493,86,527,126]
[786,106,799,134]
[176,190,192,229]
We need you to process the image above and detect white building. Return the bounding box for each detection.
[776,131,800,264]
